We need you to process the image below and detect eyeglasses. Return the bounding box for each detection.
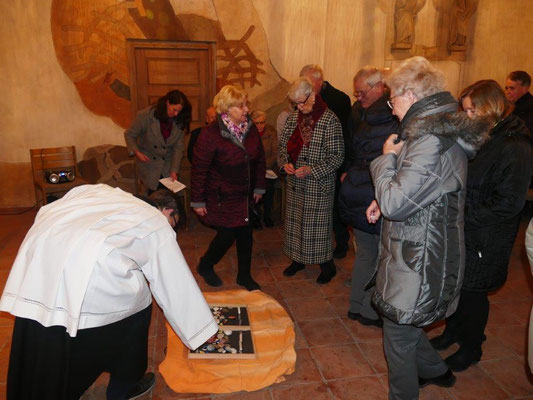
[353,83,378,99]
[387,94,401,109]
[290,92,312,109]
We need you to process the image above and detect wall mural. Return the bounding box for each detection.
[51,0,287,129]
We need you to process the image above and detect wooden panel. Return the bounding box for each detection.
[147,58,200,85]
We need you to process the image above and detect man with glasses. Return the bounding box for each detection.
[338,66,399,327]
[299,64,352,259]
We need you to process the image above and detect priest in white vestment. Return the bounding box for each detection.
[0,184,218,400]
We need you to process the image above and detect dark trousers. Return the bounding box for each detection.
[261,179,276,221]
[333,183,349,251]
[7,305,152,400]
[383,318,448,400]
[349,229,380,319]
[200,225,253,279]
[444,289,490,351]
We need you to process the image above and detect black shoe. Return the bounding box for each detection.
[197,265,223,287]
[347,311,383,328]
[418,368,456,388]
[264,217,274,228]
[126,372,156,400]
[283,262,305,277]
[316,268,336,284]
[316,261,336,284]
[445,347,482,372]
[333,247,348,259]
[236,277,261,291]
[430,332,459,351]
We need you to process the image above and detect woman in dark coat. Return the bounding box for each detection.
[431,79,533,371]
[125,90,191,193]
[279,77,344,284]
[191,85,266,291]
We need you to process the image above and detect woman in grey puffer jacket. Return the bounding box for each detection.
[366,57,490,400]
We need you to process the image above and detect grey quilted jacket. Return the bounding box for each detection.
[370,92,490,327]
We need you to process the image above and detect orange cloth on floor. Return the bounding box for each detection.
[159,290,296,393]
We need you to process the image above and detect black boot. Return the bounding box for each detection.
[317,260,336,284]
[430,330,460,351]
[418,368,456,388]
[445,346,482,372]
[197,262,222,287]
[236,275,261,291]
[283,261,305,277]
[236,255,260,291]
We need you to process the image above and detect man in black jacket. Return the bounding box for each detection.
[337,66,399,327]
[300,64,352,258]
[505,70,533,136]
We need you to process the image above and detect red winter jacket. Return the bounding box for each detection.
[191,117,266,228]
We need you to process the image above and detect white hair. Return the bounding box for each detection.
[288,77,313,101]
[387,57,446,100]
[299,64,324,81]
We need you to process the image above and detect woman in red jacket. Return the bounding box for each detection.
[191,85,266,291]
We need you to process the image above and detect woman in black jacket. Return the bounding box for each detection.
[431,79,533,371]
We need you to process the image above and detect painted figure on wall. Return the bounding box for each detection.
[51,0,286,129]
[392,0,427,49]
[448,0,479,51]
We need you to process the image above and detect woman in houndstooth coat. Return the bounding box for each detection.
[279,77,344,284]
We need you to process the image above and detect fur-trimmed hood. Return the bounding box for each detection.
[404,112,492,159]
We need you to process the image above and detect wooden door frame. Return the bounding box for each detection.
[126,39,217,118]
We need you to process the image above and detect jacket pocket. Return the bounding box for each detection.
[378,238,423,312]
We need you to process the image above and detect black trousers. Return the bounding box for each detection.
[444,289,490,351]
[200,225,253,278]
[7,305,152,400]
[261,179,276,221]
[333,182,349,250]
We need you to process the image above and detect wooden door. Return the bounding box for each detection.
[127,39,216,131]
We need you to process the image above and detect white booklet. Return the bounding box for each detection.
[265,169,278,179]
[159,177,186,193]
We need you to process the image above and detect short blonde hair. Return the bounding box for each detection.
[288,77,313,102]
[387,57,446,100]
[459,80,512,124]
[213,85,248,114]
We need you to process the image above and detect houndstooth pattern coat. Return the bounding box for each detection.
[279,109,344,264]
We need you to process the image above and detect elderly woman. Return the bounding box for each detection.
[366,57,489,398]
[191,85,266,291]
[251,110,278,227]
[125,90,191,194]
[430,80,533,372]
[279,77,344,284]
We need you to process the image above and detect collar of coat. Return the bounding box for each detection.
[360,93,397,126]
[216,114,253,149]
[401,91,491,158]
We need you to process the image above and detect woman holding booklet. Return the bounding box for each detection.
[125,89,191,195]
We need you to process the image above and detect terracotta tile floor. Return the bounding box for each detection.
[0,211,532,399]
